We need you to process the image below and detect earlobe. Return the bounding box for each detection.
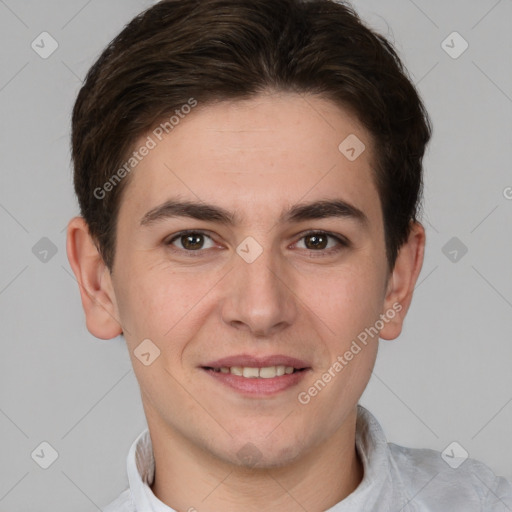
[66,216,123,340]
[379,221,426,341]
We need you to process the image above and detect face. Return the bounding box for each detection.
[109,92,393,468]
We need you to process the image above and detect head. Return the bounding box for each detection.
[67,0,430,469]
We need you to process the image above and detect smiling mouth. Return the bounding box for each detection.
[202,365,308,378]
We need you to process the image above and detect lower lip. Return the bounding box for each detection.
[202,368,310,396]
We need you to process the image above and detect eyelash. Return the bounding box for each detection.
[165,229,349,258]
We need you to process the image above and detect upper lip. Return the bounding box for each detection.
[202,354,311,369]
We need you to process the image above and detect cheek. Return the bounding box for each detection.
[301,262,384,342]
[299,266,381,414]
[115,266,212,345]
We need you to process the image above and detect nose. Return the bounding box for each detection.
[220,242,298,338]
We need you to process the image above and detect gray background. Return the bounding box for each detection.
[0,0,511,510]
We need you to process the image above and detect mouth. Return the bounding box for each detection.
[202,365,307,378]
[200,355,311,396]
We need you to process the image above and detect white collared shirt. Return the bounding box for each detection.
[102,405,512,511]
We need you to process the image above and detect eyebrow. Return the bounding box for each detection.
[140,198,369,229]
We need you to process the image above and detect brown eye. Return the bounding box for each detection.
[167,231,215,252]
[296,231,348,254]
[304,233,329,250]
[180,233,204,250]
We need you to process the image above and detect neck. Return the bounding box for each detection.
[148,408,364,512]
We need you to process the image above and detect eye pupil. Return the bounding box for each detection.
[305,233,327,250]
[182,233,203,250]
[169,230,343,256]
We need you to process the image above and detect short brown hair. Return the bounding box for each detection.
[71,0,432,272]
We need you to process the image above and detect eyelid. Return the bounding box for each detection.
[296,229,350,248]
[165,229,350,256]
[165,229,218,254]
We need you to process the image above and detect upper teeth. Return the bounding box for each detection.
[214,366,296,378]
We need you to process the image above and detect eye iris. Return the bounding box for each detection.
[176,233,333,251]
[182,233,203,250]
[305,233,327,250]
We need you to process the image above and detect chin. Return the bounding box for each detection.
[220,432,307,470]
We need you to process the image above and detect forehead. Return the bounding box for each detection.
[118,92,382,230]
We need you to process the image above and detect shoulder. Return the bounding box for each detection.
[101,488,135,512]
[387,442,512,511]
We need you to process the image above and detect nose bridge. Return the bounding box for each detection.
[240,239,282,293]
[222,234,297,335]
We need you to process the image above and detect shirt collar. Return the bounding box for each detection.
[126,405,397,511]
[328,405,397,511]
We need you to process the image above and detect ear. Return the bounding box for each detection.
[66,216,123,340]
[379,221,425,340]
